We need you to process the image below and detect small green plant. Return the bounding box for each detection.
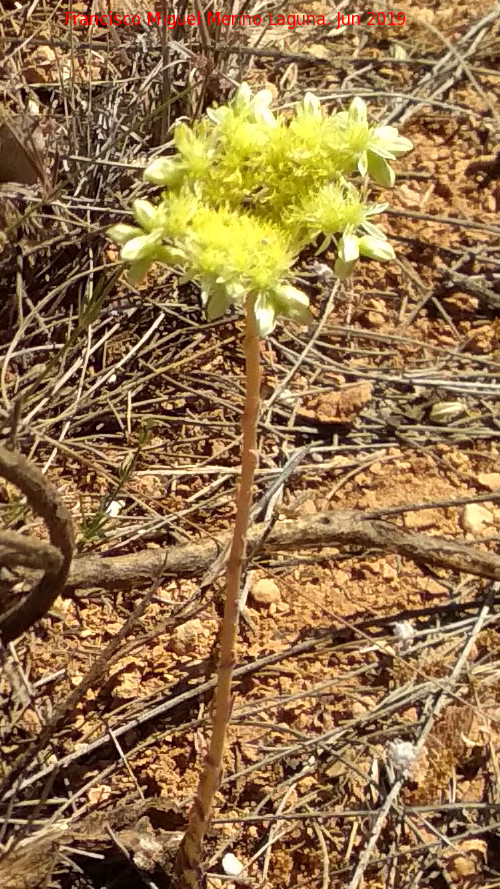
[108,84,412,889]
[78,427,149,546]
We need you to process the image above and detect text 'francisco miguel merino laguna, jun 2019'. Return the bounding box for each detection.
[65,10,407,29]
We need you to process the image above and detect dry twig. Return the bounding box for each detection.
[0,445,74,643]
[59,509,500,593]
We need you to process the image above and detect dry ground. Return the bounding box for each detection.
[1,1,500,887]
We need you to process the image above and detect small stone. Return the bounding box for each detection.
[222,853,244,877]
[334,569,350,585]
[443,839,486,884]
[368,298,386,314]
[170,618,204,655]
[365,311,385,328]
[477,472,500,491]
[386,739,418,773]
[461,503,494,534]
[382,562,398,581]
[393,621,415,649]
[352,697,375,716]
[105,499,125,517]
[420,578,447,595]
[277,388,295,407]
[403,508,438,530]
[250,578,281,606]
[429,401,466,423]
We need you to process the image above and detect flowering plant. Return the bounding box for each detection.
[109,86,412,336]
[108,85,412,889]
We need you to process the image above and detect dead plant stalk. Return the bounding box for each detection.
[171,293,261,888]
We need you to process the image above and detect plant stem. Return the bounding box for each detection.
[171,294,261,889]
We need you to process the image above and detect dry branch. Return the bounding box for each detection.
[65,510,500,592]
[0,445,74,642]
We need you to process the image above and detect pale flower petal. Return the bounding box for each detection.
[121,233,159,262]
[372,126,413,156]
[234,81,253,110]
[253,106,276,127]
[132,199,157,231]
[252,88,273,109]
[358,236,395,261]
[254,295,277,337]
[339,233,360,263]
[361,219,387,239]
[365,201,388,216]
[367,152,395,187]
[348,96,368,124]
[357,150,368,176]
[303,92,322,116]
[206,106,229,124]
[107,224,143,246]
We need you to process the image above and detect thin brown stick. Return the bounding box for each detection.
[0,445,74,643]
[171,295,261,889]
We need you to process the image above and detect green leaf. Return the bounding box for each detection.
[128,258,152,285]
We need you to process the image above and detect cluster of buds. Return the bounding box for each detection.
[109,85,412,336]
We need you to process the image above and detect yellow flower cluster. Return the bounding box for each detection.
[109,85,412,335]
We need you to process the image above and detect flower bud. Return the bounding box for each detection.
[274,284,312,325]
[143,156,180,185]
[128,259,152,285]
[202,286,231,320]
[132,199,157,231]
[334,256,356,280]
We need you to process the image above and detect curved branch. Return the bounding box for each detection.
[0,445,74,643]
[63,510,500,593]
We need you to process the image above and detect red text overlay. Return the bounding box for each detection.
[65,10,406,29]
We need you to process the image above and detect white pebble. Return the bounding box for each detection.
[392,620,415,649]
[386,739,418,773]
[105,499,125,517]
[222,852,244,877]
